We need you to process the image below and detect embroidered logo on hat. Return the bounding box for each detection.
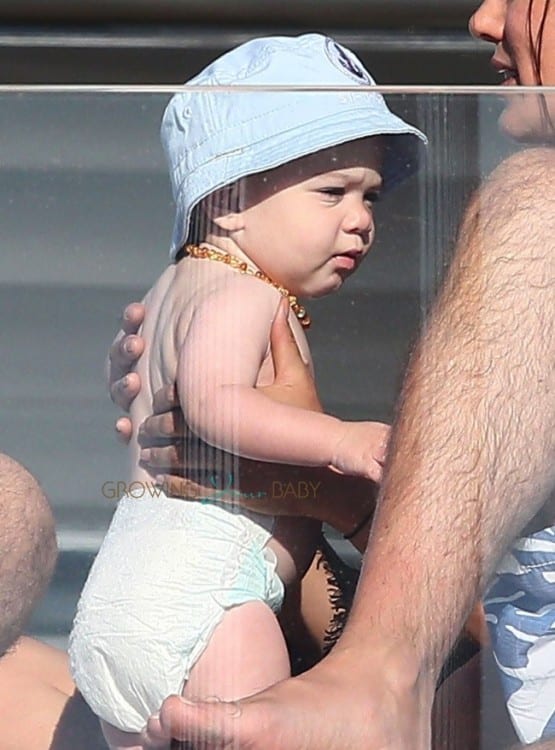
[325,38,372,84]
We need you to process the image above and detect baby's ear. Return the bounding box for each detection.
[204,184,245,231]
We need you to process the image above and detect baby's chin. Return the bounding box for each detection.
[298,276,346,299]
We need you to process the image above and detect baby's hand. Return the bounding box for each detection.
[331,421,390,482]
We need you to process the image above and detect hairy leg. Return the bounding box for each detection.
[345,146,555,684]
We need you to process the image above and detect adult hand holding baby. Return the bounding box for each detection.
[108,297,380,537]
[108,301,146,433]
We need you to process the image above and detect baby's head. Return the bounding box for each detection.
[161,34,426,296]
[193,137,386,298]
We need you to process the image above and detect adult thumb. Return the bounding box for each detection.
[269,299,307,383]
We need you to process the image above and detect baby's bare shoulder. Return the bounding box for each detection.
[143,263,177,308]
[175,262,283,319]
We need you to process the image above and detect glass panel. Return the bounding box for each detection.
[1,86,552,747]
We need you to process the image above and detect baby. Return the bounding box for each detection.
[69,33,426,749]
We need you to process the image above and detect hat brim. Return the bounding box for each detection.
[170,97,426,259]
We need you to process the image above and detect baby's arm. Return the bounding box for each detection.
[177,278,387,481]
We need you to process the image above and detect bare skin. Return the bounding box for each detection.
[142,144,555,750]
[110,297,378,539]
[0,454,107,750]
[108,300,148,433]
[112,297,491,748]
[109,5,555,746]
[96,169,391,740]
[0,453,58,657]
[0,316,375,750]
[0,638,107,750]
[121,0,555,745]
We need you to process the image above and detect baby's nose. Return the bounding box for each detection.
[345,201,374,234]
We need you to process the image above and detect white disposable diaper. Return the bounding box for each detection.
[69,493,284,732]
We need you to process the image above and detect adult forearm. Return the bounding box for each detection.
[342,149,555,678]
[209,461,375,540]
[297,470,376,540]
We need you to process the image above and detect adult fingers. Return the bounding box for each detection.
[138,409,184,442]
[108,334,145,382]
[153,474,220,501]
[139,445,184,472]
[115,416,133,444]
[139,438,234,476]
[121,302,146,335]
[110,371,141,411]
[151,384,180,415]
[106,302,146,388]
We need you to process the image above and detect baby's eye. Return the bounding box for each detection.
[364,191,381,204]
[319,187,345,198]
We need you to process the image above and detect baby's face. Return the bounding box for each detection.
[234,138,384,297]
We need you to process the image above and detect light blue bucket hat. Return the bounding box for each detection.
[161,33,427,259]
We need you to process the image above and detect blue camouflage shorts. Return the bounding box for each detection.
[484,527,555,744]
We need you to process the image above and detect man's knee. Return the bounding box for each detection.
[488,146,555,184]
[0,453,57,656]
[454,146,555,279]
[480,146,555,219]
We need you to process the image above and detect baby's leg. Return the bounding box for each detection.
[100,719,170,750]
[99,720,148,750]
[184,600,290,700]
[98,602,287,750]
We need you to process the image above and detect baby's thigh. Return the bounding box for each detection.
[100,720,147,750]
[184,600,289,701]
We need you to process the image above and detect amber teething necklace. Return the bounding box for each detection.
[185,244,311,328]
